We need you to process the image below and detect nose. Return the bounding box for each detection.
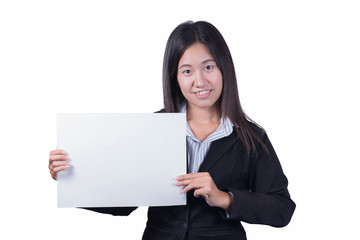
[194,71,207,88]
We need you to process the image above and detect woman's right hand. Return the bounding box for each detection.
[49,149,70,180]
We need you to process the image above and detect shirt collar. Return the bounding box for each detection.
[180,104,234,143]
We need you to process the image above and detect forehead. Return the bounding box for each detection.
[179,43,213,64]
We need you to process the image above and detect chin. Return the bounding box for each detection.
[190,101,219,110]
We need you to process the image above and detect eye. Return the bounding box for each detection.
[204,65,214,71]
[183,69,191,75]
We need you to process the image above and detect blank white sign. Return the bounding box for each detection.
[57,113,186,208]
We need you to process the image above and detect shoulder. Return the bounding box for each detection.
[233,120,271,156]
[246,120,267,139]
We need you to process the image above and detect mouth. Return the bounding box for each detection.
[194,89,213,97]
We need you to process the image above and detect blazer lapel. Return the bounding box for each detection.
[198,129,239,172]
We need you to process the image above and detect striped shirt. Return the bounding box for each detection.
[180,106,234,173]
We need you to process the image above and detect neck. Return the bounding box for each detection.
[186,102,221,123]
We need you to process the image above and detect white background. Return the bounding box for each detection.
[1,0,359,239]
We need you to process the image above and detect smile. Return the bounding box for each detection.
[194,89,213,98]
[195,90,212,96]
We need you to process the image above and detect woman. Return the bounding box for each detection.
[49,21,295,239]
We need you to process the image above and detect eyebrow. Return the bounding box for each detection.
[202,59,215,64]
[178,58,215,69]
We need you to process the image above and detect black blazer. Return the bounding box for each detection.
[86,123,296,240]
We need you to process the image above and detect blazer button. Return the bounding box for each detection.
[181,222,187,230]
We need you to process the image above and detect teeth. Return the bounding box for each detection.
[196,90,210,95]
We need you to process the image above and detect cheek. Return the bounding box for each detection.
[215,75,223,93]
[177,79,183,93]
[177,78,190,94]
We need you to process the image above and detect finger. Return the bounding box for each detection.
[53,165,70,173]
[49,160,70,173]
[176,173,202,180]
[178,177,212,192]
[176,178,208,187]
[50,149,67,156]
[49,154,69,162]
[51,160,70,168]
[175,179,192,186]
[178,175,211,186]
[176,172,208,180]
[193,188,208,198]
[181,181,205,194]
[182,185,195,194]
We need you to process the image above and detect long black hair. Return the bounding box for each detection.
[162,21,268,157]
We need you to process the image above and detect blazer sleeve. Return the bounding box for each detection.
[81,207,138,216]
[225,133,296,227]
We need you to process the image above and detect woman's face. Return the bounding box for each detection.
[177,43,223,111]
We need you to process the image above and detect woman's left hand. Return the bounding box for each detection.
[176,172,233,212]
